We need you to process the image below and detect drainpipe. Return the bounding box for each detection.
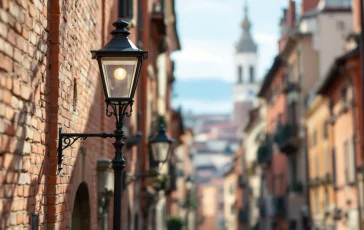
[358,2,364,227]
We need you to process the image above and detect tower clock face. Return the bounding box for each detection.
[248,89,255,97]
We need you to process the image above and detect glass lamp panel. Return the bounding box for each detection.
[101,57,138,99]
[151,142,170,162]
[186,181,192,190]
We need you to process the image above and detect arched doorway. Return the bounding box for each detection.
[72,182,90,230]
[134,213,139,230]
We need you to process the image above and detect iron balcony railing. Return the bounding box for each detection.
[273,196,286,216]
[274,124,299,154]
[239,207,249,223]
[257,141,273,165]
[287,181,304,194]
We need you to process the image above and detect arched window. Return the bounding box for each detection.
[249,66,255,83]
[238,66,243,83]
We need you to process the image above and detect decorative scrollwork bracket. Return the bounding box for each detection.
[105,100,134,128]
[57,127,115,173]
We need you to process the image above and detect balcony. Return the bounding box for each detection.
[238,174,247,188]
[273,196,286,216]
[257,141,272,165]
[287,181,303,194]
[239,208,249,223]
[152,0,165,14]
[259,202,266,217]
[283,81,299,95]
[274,124,299,154]
[151,0,166,35]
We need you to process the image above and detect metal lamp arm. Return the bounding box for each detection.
[57,127,115,172]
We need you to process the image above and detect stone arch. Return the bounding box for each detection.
[71,182,91,230]
[134,213,139,230]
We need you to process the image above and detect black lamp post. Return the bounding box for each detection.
[185,176,193,230]
[57,18,148,230]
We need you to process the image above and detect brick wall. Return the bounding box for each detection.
[0,0,127,228]
[0,0,51,228]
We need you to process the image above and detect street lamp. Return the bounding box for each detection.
[57,18,149,230]
[185,176,193,230]
[150,125,174,163]
[122,126,174,187]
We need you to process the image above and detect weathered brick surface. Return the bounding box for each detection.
[0,0,123,228]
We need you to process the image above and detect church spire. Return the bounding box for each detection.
[241,0,251,32]
[236,0,257,53]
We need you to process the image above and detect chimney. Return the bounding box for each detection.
[286,0,296,28]
[301,0,320,15]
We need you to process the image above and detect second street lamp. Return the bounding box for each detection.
[150,126,174,163]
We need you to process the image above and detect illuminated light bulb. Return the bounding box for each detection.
[114,68,127,80]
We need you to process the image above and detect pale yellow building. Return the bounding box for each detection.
[305,95,336,228]
[224,166,237,230]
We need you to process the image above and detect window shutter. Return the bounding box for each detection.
[349,136,356,183]
[332,148,337,187]
[344,140,349,183]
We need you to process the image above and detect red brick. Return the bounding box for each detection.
[17,186,24,197]
[13,48,22,63]
[5,171,19,184]
[16,213,24,225]
[24,14,32,29]
[0,21,8,38]
[20,84,31,100]
[0,53,13,72]
[28,4,37,18]
[1,0,9,9]
[5,106,14,120]
[20,0,28,10]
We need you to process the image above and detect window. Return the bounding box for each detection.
[342,86,349,109]
[324,187,329,208]
[345,137,356,184]
[290,156,297,185]
[344,140,349,183]
[315,155,319,178]
[230,184,235,194]
[249,66,254,83]
[324,144,330,174]
[313,129,317,146]
[119,0,134,18]
[238,66,243,83]
[73,79,77,112]
[332,148,337,186]
[315,189,319,213]
[323,121,328,139]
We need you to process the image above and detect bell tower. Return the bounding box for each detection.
[233,0,260,126]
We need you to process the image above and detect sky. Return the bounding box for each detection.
[171,0,301,114]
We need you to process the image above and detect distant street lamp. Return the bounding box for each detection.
[150,126,174,163]
[121,125,174,187]
[185,176,193,230]
[56,18,169,230]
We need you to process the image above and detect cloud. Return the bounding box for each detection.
[177,0,234,14]
[172,38,235,82]
[255,32,279,45]
[172,99,233,114]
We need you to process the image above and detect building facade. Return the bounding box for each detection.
[0,0,182,229]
